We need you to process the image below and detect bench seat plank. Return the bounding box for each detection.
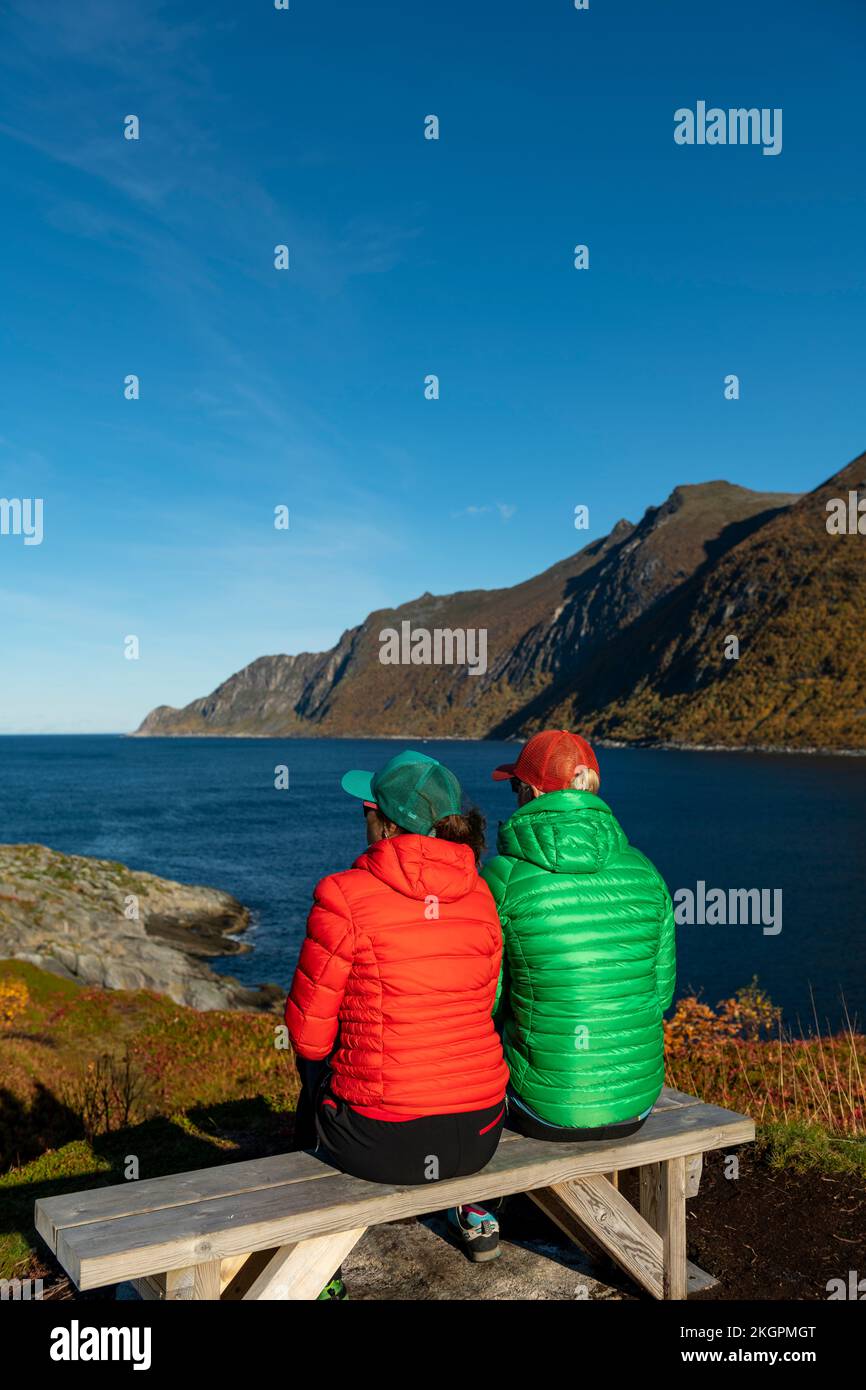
[652,1087,703,1111]
[34,1087,698,1247]
[46,1099,754,1290]
[35,1150,333,1249]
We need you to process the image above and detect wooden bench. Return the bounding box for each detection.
[35,1087,753,1301]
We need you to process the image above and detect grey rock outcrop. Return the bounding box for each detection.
[0,843,281,1012]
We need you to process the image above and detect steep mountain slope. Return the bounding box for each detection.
[487,482,794,722]
[136,479,797,740]
[537,453,866,749]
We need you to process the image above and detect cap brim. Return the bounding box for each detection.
[341,769,375,801]
[491,763,518,781]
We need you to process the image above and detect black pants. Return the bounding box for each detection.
[505,1085,649,1142]
[294,1060,505,1185]
[317,1093,505,1186]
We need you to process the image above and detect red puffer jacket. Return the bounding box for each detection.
[286,834,508,1117]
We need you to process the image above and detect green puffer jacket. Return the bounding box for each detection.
[483,789,676,1128]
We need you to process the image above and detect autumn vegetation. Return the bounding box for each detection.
[664,981,865,1176]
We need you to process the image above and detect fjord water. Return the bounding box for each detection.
[1,736,863,1031]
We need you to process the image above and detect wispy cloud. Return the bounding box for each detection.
[1,1,419,296]
[452,502,517,522]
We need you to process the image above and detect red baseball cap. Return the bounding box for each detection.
[492,729,600,792]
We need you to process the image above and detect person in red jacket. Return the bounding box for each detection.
[286,750,509,1213]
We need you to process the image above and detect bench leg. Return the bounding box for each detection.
[240,1227,367,1300]
[639,1157,687,1299]
[530,1176,664,1300]
[685,1152,703,1198]
[130,1275,165,1301]
[133,1230,365,1303]
[220,1248,280,1299]
[220,1252,256,1293]
[133,1261,222,1300]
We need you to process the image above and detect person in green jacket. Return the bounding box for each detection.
[484,728,676,1139]
[445,727,676,1264]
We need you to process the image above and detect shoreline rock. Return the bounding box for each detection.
[0,843,282,1013]
[127,729,866,756]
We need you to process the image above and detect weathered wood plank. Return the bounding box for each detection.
[658,1156,688,1299]
[639,1162,661,1231]
[533,1178,664,1299]
[528,1183,718,1298]
[35,1150,333,1250]
[685,1152,703,1198]
[640,1159,689,1298]
[242,1229,365,1301]
[526,1184,617,1275]
[53,1102,753,1289]
[161,1261,222,1301]
[687,1261,718,1294]
[654,1087,703,1112]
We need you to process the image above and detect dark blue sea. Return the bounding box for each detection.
[1,736,864,1032]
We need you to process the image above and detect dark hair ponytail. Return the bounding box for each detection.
[433,806,487,866]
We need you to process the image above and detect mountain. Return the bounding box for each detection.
[135,472,837,745]
[535,452,866,750]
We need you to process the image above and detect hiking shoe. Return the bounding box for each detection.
[447,1204,501,1263]
[316,1276,348,1300]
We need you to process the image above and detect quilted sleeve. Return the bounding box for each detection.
[285,875,355,1060]
[655,879,677,1014]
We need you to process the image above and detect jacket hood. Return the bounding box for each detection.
[496,790,627,874]
[355,833,479,901]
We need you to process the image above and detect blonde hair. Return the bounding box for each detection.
[573,766,600,795]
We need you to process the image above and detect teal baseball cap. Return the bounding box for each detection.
[341,750,462,835]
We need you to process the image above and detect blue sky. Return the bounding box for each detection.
[0,0,864,732]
